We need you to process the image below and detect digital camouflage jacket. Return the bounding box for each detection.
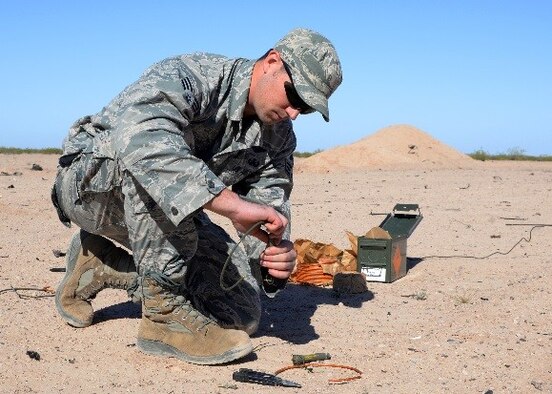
[60,53,296,233]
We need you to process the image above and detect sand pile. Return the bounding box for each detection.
[296,124,479,172]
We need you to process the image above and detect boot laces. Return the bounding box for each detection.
[77,281,103,300]
[77,274,128,300]
[169,295,213,332]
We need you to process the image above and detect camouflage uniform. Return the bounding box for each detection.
[52,53,295,332]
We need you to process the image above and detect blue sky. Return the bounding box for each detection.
[1,1,550,155]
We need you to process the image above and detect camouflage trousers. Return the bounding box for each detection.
[52,153,262,333]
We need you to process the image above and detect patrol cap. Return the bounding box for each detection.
[274,28,342,122]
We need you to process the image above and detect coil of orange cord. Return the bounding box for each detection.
[290,263,333,286]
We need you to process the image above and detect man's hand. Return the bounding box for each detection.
[260,240,296,279]
[204,189,288,244]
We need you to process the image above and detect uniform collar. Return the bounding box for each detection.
[227,58,256,123]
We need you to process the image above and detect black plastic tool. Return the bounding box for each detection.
[232,368,301,388]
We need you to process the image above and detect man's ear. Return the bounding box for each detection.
[266,49,281,61]
[262,50,283,73]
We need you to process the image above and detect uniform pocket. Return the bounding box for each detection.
[208,147,268,185]
[79,131,119,195]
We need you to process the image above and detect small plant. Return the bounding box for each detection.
[413,290,428,301]
[469,149,489,161]
[400,290,427,300]
[454,292,474,305]
[505,146,526,160]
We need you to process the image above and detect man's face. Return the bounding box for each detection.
[249,52,313,125]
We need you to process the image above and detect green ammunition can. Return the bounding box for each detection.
[357,204,422,282]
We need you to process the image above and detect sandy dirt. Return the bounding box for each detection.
[1,125,551,393]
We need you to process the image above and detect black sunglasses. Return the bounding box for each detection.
[284,82,315,114]
[282,63,315,114]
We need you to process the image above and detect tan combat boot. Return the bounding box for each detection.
[137,274,253,365]
[55,230,138,328]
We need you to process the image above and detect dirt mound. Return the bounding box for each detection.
[296,124,479,172]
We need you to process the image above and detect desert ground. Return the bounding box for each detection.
[0,125,551,393]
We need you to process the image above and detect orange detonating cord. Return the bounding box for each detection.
[290,259,335,286]
[275,362,363,384]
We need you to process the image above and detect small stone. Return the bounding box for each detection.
[26,350,40,361]
[52,249,66,258]
[332,271,368,294]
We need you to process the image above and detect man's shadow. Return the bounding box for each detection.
[91,258,421,337]
[256,257,424,344]
[92,284,374,345]
[255,284,373,344]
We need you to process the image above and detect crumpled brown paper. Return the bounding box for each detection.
[291,227,391,287]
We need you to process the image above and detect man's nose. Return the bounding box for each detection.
[286,107,300,120]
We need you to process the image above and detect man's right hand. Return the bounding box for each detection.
[204,189,287,244]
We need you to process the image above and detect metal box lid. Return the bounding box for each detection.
[379,204,423,239]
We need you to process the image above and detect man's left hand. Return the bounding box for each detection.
[260,240,296,280]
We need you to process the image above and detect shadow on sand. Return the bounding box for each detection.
[256,283,374,344]
[94,300,141,325]
[92,283,375,347]
[407,256,424,271]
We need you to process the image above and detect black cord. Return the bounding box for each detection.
[220,221,266,292]
[420,225,549,260]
